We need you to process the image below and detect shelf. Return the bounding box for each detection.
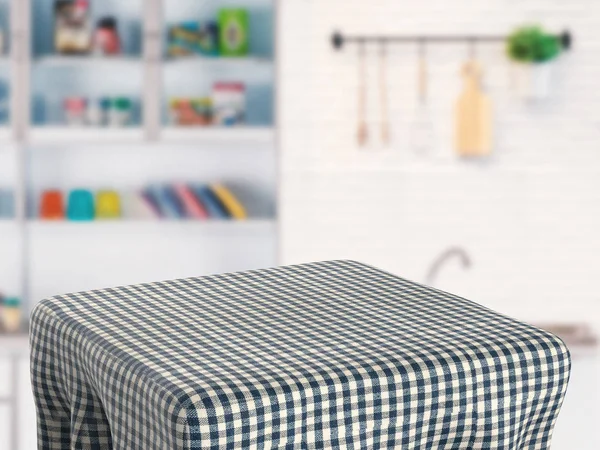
[165,55,273,68]
[162,127,275,144]
[29,127,145,145]
[26,220,278,239]
[26,127,276,145]
[33,55,142,68]
[28,219,276,230]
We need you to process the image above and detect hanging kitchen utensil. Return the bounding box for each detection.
[379,42,390,145]
[410,40,435,156]
[455,42,492,157]
[357,41,368,147]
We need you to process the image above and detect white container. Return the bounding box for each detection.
[513,62,554,100]
[86,99,105,127]
[108,98,132,128]
[64,97,88,127]
[213,82,246,126]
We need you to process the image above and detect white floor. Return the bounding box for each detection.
[552,351,599,449]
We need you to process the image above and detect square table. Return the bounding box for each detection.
[30,260,571,449]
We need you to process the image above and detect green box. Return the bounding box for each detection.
[218,9,250,57]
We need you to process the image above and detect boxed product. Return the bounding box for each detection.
[212,83,245,126]
[218,9,250,57]
[168,22,219,57]
[55,0,92,54]
[169,98,213,126]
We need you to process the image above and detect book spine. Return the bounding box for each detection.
[174,184,208,219]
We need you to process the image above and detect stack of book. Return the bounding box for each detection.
[138,184,247,220]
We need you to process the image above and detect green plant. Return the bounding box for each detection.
[506,26,562,63]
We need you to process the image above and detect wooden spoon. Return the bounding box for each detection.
[410,42,435,156]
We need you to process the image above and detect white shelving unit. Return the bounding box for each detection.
[2,1,279,447]
[1,0,280,317]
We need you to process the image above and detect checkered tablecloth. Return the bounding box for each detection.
[30,260,571,449]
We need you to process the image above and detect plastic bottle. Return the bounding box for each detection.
[64,97,87,126]
[86,99,104,127]
[109,98,132,127]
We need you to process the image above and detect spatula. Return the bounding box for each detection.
[410,41,435,156]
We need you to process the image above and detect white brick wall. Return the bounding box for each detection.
[280,0,600,323]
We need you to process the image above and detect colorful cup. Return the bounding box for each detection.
[40,190,65,220]
[67,189,95,221]
[96,190,121,219]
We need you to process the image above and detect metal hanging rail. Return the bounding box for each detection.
[331,30,573,51]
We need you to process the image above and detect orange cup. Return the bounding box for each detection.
[40,190,65,220]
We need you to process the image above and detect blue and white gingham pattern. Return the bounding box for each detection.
[30,260,571,449]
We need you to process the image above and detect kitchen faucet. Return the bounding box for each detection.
[425,247,472,287]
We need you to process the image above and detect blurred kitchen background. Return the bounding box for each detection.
[0,0,598,448]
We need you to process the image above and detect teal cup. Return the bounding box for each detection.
[67,189,95,221]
